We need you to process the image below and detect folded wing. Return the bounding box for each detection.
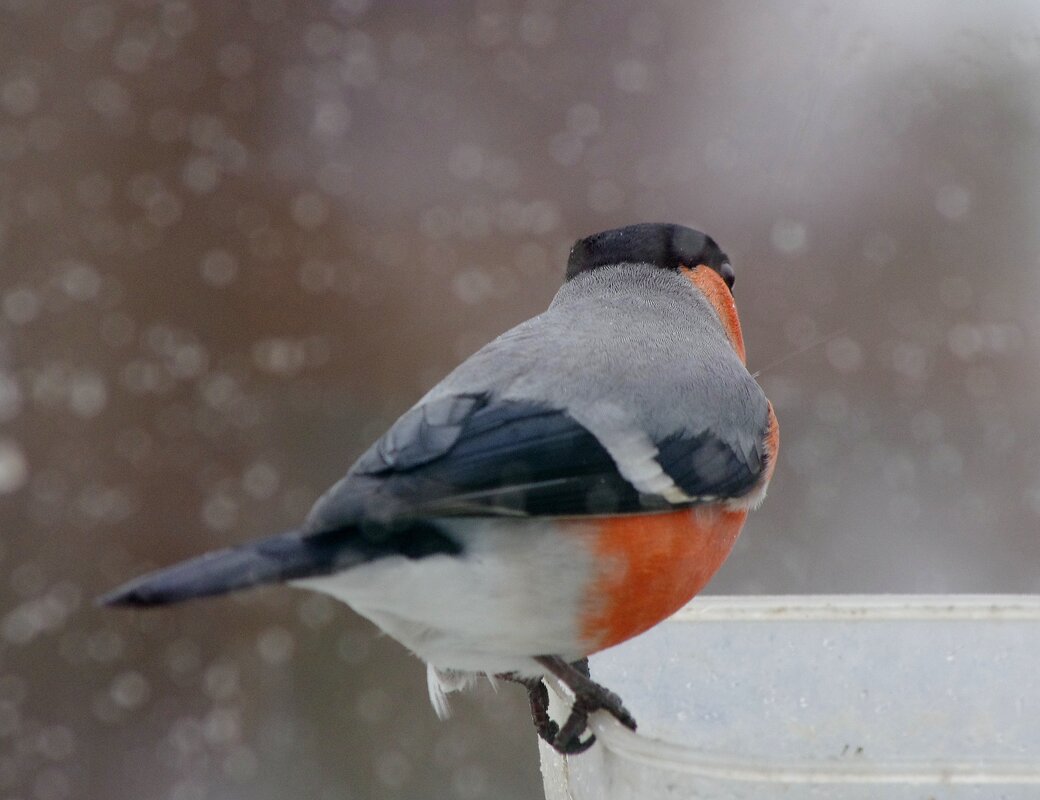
[306,392,771,528]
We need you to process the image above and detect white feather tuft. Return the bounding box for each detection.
[427,664,454,720]
[426,665,479,720]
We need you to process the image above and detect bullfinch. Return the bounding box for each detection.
[101,222,779,754]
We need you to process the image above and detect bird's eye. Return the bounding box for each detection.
[719,262,735,289]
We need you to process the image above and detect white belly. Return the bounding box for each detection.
[292,517,595,676]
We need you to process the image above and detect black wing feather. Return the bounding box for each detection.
[348,397,650,517]
[656,432,763,499]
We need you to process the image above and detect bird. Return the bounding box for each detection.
[100,222,779,755]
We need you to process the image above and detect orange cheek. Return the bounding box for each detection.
[682,265,746,364]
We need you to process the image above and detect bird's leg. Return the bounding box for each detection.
[534,655,637,755]
[496,672,559,746]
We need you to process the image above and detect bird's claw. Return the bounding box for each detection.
[505,656,637,755]
[550,676,636,753]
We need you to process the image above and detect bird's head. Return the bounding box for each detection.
[566,222,745,363]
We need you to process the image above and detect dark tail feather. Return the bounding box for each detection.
[97,528,361,607]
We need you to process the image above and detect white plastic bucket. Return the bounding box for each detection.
[539,595,1040,799]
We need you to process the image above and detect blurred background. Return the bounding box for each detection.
[4,0,1040,797]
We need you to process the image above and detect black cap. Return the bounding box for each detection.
[566,223,734,288]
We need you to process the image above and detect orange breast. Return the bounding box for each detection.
[573,506,748,651]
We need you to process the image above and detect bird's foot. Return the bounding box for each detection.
[536,656,637,754]
[500,656,637,755]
